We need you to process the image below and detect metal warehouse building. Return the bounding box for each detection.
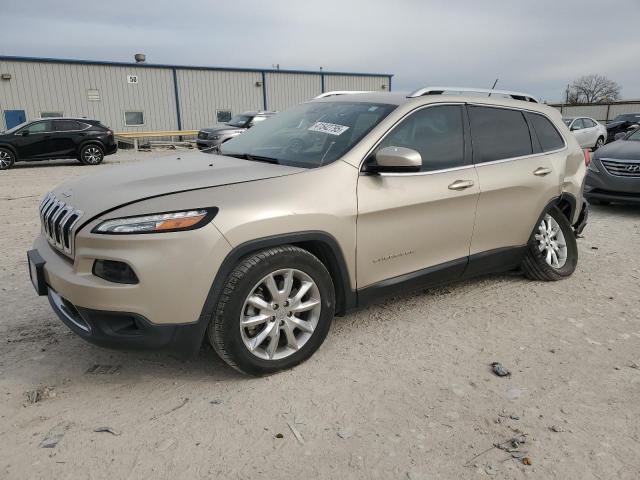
[0,56,393,132]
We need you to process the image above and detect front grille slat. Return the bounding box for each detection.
[601,158,640,177]
[39,193,83,258]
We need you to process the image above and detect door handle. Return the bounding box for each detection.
[448,179,475,191]
[533,167,552,176]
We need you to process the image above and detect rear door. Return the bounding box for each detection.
[52,120,85,156]
[357,104,479,291]
[467,105,563,259]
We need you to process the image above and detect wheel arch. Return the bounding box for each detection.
[77,139,105,155]
[0,143,18,158]
[197,231,355,340]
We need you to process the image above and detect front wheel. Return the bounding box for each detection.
[207,246,335,375]
[79,144,104,165]
[0,148,15,170]
[521,207,578,281]
[594,137,604,150]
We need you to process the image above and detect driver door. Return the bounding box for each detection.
[14,120,54,159]
[356,104,479,295]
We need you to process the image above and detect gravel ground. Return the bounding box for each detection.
[1,150,639,479]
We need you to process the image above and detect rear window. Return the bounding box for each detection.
[468,106,532,163]
[526,113,565,152]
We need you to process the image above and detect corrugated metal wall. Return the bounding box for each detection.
[0,60,177,131]
[176,69,262,130]
[265,73,321,111]
[551,101,640,123]
[324,74,390,92]
[0,58,393,132]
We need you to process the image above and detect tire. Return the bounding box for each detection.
[207,245,335,375]
[522,207,578,281]
[594,136,604,150]
[0,148,15,170]
[79,144,104,165]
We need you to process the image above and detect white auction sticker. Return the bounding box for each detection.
[308,122,350,136]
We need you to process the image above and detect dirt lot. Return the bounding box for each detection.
[1,151,639,479]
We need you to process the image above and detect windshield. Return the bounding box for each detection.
[226,115,252,128]
[613,114,640,123]
[627,129,640,141]
[562,118,573,126]
[4,121,29,134]
[220,101,396,168]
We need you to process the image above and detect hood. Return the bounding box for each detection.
[200,124,245,134]
[606,120,636,131]
[594,140,640,161]
[51,151,304,221]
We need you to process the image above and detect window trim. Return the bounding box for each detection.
[124,110,145,127]
[359,102,472,176]
[467,103,567,167]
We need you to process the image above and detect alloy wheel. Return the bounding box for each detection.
[0,150,12,169]
[595,138,604,149]
[535,214,567,269]
[240,268,321,360]
[83,147,102,164]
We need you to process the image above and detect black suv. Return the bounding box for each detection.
[605,113,640,144]
[0,118,117,170]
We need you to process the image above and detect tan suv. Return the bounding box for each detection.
[28,87,589,375]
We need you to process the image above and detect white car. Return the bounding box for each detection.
[563,117,607,150]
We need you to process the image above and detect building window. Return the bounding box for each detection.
[124,111,144,126]
[217,110,232,123]
[40,111,63,118]
[87,89,100,102]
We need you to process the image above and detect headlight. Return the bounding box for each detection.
[92,208,217,234]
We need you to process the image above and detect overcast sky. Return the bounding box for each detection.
[1,0,639,102]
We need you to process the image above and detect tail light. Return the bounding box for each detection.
[107,129,114,136]
[583,149,591,166]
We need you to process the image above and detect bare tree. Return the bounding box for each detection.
[567,74,622,104]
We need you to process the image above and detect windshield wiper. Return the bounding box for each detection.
[224,153,280,164]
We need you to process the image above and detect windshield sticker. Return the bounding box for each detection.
[308,122,350,136]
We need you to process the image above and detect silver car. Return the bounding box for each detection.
[563,117,607,150]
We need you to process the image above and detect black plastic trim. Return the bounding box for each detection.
[357,257,468,308]
[463,246,527,278]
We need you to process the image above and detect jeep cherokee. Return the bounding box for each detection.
[28,87,589,375]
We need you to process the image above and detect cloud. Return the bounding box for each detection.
[1,0,638,101]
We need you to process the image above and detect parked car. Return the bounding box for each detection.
[563,117,607,150]
[0,118,117,170]
[584,127,640,205]
[605,113,640,144]
[28,87,588,375]
[196,111,276,150]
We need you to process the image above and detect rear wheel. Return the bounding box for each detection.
[79,144,104,165]
[0,148,15,170]
[522,207,578,281]
[207,246,335,375]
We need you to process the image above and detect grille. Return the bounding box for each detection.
[39,193,83,258]
[601,158,640,178]
[197,131,208,140]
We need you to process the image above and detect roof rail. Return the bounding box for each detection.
[314,90,373,99]
[407,86,538,103]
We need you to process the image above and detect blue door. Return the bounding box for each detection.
[4,110,26,129]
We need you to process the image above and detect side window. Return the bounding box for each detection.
[583,118,596,128]
[525,113,565,152]
[54,120,82,131]
[25,121,51,133]
[468,106,532,163]
[377,105,465,172]
[571,118,585,130]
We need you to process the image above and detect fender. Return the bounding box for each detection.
[76,139,105,155]
[181,231,356,358]
[0,143,19,159]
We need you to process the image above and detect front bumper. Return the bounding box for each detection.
[584,163,640,204]
[30,222,232,357]
[196,138,222,150]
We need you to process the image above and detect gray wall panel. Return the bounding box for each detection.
[265,73,321,111]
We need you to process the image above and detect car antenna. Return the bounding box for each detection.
[488,78,499,97]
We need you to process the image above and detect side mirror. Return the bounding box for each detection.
[366,146,422,173]
[614,132,626,141]
[21,130,30,136]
